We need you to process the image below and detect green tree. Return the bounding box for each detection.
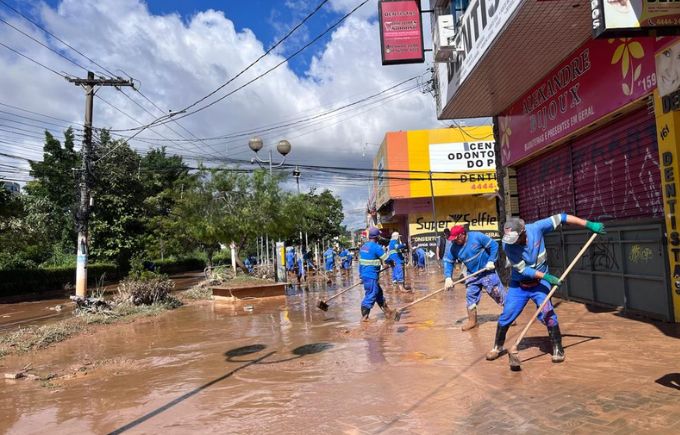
[89,135,146,267]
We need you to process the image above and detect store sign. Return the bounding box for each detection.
[445,0,522,105]
[658,38,680,112]
[429,141,496,172]
[591,0,680,38]
[498,37,655,166]
[378,0,424,65]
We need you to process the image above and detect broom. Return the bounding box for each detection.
[393,267,488,321]
[317,267,389,311]
[508,233,598,371]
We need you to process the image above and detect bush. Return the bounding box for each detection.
[115,277,177,305]
[152,257,205,275]
[0,263,119,298]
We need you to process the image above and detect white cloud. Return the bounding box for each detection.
[0,0,439,228]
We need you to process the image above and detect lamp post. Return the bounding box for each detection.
[248,137,292,176]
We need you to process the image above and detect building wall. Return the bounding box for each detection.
[374,126,497,209]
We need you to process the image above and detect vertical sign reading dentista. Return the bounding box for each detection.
[378,0,424,65]
[498,37,655,166]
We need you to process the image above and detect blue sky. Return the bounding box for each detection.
[6,0,352,76]
[0,0,438,229]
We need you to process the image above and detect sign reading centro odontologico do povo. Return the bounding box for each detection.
[591,0,680,38]
[429,141,496,172]
[378,0,424,65]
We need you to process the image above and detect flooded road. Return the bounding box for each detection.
[0,272,205,332]
[1,267,679,434]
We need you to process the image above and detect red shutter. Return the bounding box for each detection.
[516,145,574,222]
[517,107,662,222]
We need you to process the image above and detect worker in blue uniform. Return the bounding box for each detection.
[323,246,336,273]
[443,225,506,331]
[339,247,352,275]
[285,247,296,279]
[359,227,394,321]
[388,232,410,292]
[486,213,606,363]
[414,246,426,270]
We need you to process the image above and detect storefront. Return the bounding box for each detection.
[428,0,680,321]
[371,127,499,253]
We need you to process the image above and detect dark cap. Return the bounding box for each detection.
[502,218,525,244]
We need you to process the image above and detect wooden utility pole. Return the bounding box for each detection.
[67,72,134,298]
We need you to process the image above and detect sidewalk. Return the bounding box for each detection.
[0,269,678,433]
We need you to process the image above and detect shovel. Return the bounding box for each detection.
[317,267,389,311]
[393,268,487,321]
[508,233,598,371]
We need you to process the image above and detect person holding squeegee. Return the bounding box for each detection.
[358,227,395,321]
[443,225,507,331]
[486,214,606,363]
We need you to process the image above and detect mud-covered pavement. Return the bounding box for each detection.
[0,272,205,332]
[2,268,680,434]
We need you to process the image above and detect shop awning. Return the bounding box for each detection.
[439,1,592,119]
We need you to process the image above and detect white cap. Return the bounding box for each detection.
[391,231,400,240]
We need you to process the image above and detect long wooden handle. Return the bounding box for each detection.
[397,267,488,313]
[510,232,598,352]
[324,267,389,303]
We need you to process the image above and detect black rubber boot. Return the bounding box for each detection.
[486,324,510,360]
[361,306,370,322]
[548,325,565,363]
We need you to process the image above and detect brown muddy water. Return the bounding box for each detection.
[2,267,680,434]
[0,272,205,331]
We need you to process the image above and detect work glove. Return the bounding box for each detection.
[485,261,495,271]
[585,220,606,235]
[543,273,562,287]
[445,277,454,290]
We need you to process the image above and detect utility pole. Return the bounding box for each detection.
[293,166,301,194]
[67,71,134,298]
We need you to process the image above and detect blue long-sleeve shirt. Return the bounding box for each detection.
[502,213,566,282]
[443,231,499,278]
[359,240,388,280]
[323,248,335,264]
[387,239,406,264]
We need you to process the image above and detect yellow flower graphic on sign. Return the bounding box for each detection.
[610,38,644,96]
[499,115,512,163]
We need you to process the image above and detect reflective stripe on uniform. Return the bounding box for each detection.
[388,250,397,256]
[512,260,527,273]
[511,249,546,273]
[360,259,381,266]
[550,214,561,229]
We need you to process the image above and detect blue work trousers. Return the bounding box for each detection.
[325,260,334,272]
[465,270,506,309]
[391,262,404,283]
[498,281,559,328]
[361,278,385,310]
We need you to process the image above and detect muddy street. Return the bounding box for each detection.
[1,268,680,434]
[0,272,205,332]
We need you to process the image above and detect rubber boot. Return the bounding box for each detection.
[361,306,370,322]
[461,308,478,331]
[486,324,510,360]
[548,325,565,363]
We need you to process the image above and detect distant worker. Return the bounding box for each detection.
[359,227,395,321]
[323,246,336,272]
[436,228,451,266]
[339,247,352,274]
[444,225,506,331]
[388,232,410,292]
[486,214,606,363]
[285,247,296,278]
[296,250,306,285]
[414,247,426,270]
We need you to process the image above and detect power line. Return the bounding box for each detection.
[0,41,66,77]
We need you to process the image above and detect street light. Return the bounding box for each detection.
[249,136,292,175]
